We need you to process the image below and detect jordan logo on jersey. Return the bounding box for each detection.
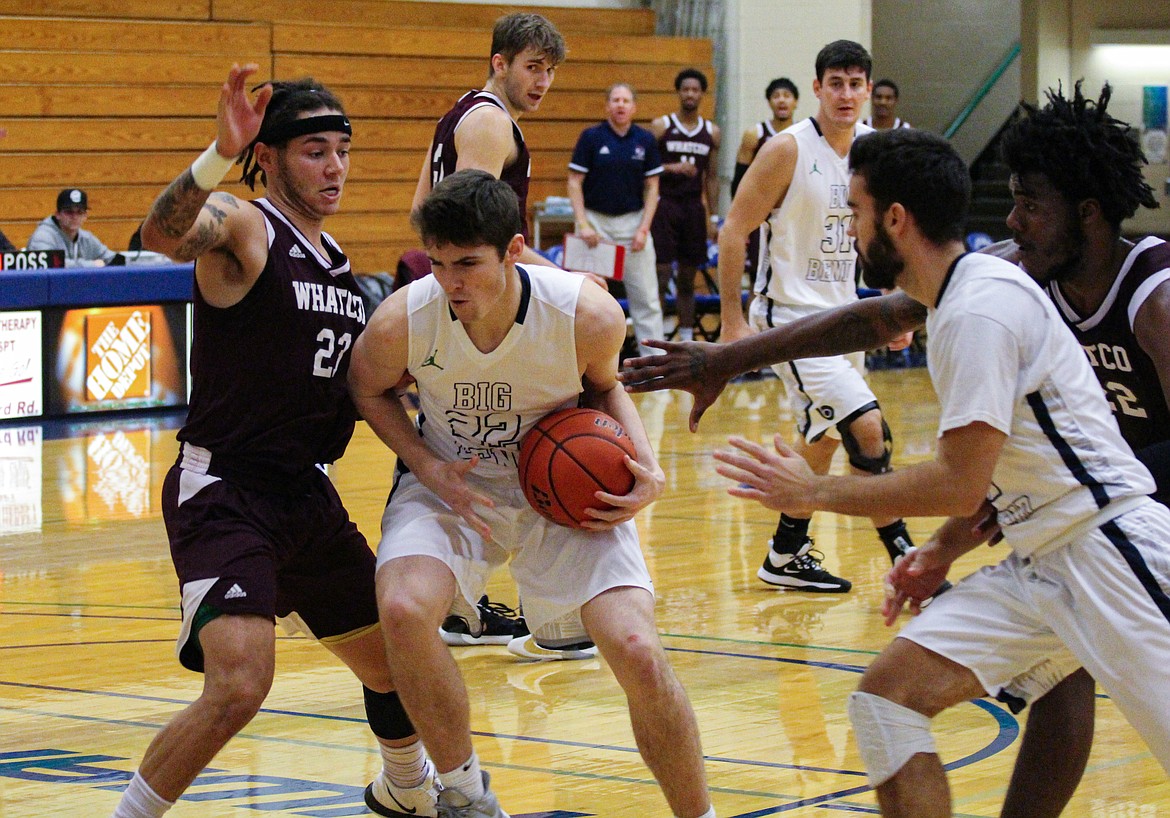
[810,161,822,176]
[420,350,444,370]
[289,244,306,259]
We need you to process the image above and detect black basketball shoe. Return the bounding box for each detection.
[758,538,852,593]
[440,595,530,646]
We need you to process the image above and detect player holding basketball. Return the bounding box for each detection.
[716,40,917,593]
[348,169,716,818]
[110,65,437,818]
[714,126,1170,817]
[416,12,603,655]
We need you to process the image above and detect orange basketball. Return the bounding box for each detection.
[518,408,638,528]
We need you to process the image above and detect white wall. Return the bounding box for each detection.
[721,0,871,210]
[1023,0,1170,235]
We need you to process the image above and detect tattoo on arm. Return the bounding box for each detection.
[824,299,926,355]
[155,184,239,260]
[151,170,210,239]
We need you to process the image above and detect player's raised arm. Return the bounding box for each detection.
[142,64,269,263]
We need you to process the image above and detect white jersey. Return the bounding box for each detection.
[406,263,583,483]
[927,253,1155,557]
[756,118,873,313]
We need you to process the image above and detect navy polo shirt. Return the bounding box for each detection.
[568,122,663,216]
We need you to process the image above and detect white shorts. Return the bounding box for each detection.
[376,471,653,643]
[899,500,1170,773]
[749,297,876,442]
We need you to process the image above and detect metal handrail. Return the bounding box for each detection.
[944,41,1022,139]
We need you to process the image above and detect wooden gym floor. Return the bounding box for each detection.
[1,368,1166,816]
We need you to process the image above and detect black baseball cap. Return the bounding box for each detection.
[56,188,88,212]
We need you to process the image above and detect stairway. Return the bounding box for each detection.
[964,110,1022,244]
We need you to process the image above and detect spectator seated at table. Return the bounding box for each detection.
[27,188,125,267]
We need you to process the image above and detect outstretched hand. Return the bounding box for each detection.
[617,339,730,431]
[216,63,273,159]
[713,435,817,516]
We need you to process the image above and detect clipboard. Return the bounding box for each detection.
[563,233,626,281]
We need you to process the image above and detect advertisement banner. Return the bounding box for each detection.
[43,304,186,416]
[0,311,43,421]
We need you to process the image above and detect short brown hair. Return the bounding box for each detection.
[490,13,566,70]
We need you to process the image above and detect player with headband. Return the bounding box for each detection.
[109,64,438,818]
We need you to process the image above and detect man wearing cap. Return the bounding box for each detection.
[28,188,123,267]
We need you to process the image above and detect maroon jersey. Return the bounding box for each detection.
[179,198,367,487]
[751,119,780,160]
[430,89,531,239]
[657,113,716,198]
[1047,236,1170,450]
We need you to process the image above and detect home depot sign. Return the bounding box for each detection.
[85,309,152,401]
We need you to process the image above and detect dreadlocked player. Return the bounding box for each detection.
[621,80,1170,818]
[110,65,438,818]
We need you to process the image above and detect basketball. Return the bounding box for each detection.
[518,408,638,528]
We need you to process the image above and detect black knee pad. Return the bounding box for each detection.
[839,403,892,475]
[363,687,415,741]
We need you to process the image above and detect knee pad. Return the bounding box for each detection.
[847,691,936,787]
[363,687,415,741]
[839,406,892,475]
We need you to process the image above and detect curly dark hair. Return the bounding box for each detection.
[240,78,347,191]
[674,68,708,92]
[1000,81,1158,230]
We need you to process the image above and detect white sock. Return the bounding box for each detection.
[438,751,484,801]
[112,771,173,818]
[379,739,428,788]
[678,807,716,818]
[678,327,694,341]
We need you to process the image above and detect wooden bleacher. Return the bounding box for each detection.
[0,1,713,273]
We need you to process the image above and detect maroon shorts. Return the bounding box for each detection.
[162,463,378,669]
[651,195,708,267]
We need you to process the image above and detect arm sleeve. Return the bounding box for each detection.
[931,310,1023,437]
[731,161,750,198]
[568,129,594,174]
[25,224,59,252]
[644,132,664,176]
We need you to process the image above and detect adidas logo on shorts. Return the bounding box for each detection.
[289,245,306,259]
[224,584,247,600]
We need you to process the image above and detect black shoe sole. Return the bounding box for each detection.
[364,783,421,817]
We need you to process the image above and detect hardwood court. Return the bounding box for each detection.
[1,369,1166,816]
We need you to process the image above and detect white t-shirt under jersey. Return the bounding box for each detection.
[927,253,1154,557]
[406,263,584,484]
[756,118,873,314]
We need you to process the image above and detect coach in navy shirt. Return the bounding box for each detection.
[568,83,665,355]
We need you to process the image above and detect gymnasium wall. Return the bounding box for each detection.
[718,0,870,211]
[1023,0,1170,236]
[0,0,713,272]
